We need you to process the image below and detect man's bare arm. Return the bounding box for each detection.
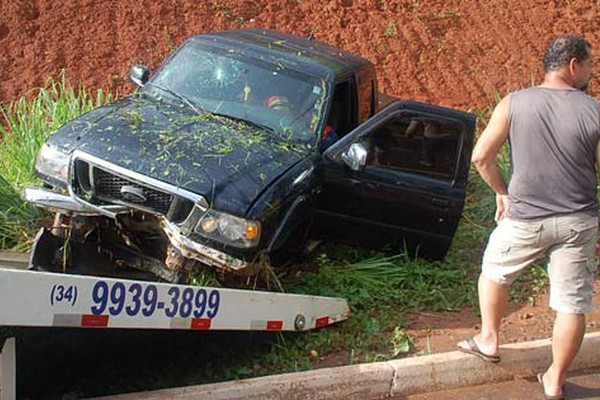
[471,95,510,221]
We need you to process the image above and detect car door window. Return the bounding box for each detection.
[365,112,463,182]
[319,100,475,259]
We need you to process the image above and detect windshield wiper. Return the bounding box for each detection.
[212,112,278,136]
[145,82,205,116]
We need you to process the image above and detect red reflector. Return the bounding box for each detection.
[191,318,212,330]
[315,316,330,328]
[266,320,283,330]
[81,314,109,327]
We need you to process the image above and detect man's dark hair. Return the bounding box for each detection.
[543,35,591,72]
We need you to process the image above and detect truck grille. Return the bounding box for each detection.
[93,168,172,214]
[71,157,194,223]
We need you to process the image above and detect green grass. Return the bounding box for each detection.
[0,174,42,251]
[291,249,476,310]
[0,72,112,250]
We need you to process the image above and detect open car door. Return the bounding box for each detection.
[316,100,475,259]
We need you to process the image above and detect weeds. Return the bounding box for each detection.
[0,71,112,250]
[0,174,42,251]
[0,71,112,188]
[293,249,476,311]
[390,327,411,356]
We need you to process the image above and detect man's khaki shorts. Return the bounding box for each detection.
[481,212,598,314]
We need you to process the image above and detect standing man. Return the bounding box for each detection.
[457,35,599,400]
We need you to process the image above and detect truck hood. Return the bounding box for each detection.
[48,95,311,214]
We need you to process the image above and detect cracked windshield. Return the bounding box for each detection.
[148,41,327,146]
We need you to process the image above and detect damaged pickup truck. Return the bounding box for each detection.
[23,29,475,283]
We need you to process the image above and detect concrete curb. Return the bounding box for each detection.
[101,331,600,399]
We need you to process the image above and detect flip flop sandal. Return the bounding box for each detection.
[456,337,501,363]
[537,373,565,400]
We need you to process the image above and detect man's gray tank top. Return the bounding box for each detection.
[507,87,600,220]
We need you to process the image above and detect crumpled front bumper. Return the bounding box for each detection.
[22,186,250,273]
[162,220,249,272]
[22,185,113,215]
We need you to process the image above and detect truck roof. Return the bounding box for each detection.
[190,28,374,81]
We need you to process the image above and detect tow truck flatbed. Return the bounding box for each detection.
[0,254,349,399]
[0,267,348,332]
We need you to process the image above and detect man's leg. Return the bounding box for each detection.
[458,273,509,357]
[458,217,544,358]
[541,213,597,396]
[540,312,585,397]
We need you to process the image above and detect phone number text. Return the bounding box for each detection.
[89,281,221,319]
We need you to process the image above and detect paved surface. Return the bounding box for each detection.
[403,369,600,400]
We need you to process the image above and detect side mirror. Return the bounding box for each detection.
[341,143,367,171]
[129,65,150,88]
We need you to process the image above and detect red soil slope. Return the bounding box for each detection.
[1,1,599,110]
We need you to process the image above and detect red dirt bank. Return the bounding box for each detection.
[1,1,600,110]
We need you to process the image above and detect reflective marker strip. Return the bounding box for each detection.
[315,316,330,328]
[171,318,213,330]
[170,318,189,330]
[50,315,293,330]
[250,320,265,330]
[251,320,284,330]
[53,314,212,330]
[53,314,109,327]
[191,318,212,330]
[53,314,81,326]
[81,314,109,327]
[266,320,283,331]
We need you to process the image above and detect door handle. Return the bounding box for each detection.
[431,198,449,208]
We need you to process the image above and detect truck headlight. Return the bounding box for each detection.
[35,143,70,185]
[194,210,260,248]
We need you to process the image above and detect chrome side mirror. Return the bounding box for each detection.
[129,65,150,88]
[341,143,367,171]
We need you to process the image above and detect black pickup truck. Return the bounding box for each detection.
[23,28,475,282]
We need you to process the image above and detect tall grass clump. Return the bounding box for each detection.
[294,251,476,312]
[0,71,112,187]
[0,72,113,250]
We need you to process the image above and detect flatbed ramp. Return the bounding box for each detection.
[0,268,348,331]
[0,256,349,399]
